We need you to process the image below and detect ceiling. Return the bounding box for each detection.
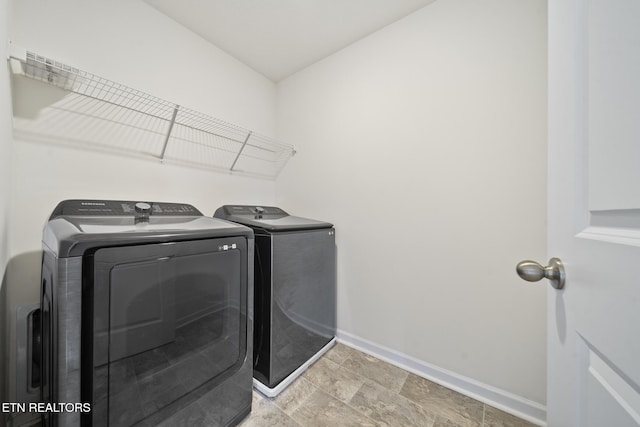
[145,0,437,82]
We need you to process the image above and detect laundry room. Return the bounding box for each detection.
[0,0,548,426]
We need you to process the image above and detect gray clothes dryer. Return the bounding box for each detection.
[40,200,254,427]
[214,205,336,397]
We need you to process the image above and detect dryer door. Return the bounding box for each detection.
[85,237,248,427]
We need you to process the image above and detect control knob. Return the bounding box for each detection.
[254,206,265,219]
[135,202,152,214]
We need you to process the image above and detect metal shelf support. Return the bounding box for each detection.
[160,105,179,161]
[230,131,252,172]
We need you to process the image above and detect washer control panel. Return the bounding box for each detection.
[222,205,287,216]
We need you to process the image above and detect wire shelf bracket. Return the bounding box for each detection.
[160,105,179,161]
[230,131,253,172]
[7,44,296,180]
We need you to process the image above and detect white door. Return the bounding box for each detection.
[545,0,640,426]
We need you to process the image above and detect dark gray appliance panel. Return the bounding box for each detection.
[267,228,336,386]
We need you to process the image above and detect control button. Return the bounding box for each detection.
[135,202,152,213]
[255,206,265,214]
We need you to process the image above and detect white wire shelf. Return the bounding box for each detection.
[9,49,296,180]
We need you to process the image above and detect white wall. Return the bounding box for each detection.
[0,0,10,269]
[276,0,548,412]
[0,0,13,415]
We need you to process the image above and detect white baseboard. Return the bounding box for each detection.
[336,330,546,427]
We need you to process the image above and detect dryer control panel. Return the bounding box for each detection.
[49,200,202,219]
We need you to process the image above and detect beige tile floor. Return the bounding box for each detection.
[240,343,538,427]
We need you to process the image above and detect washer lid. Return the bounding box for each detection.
[214,205,333,231]
[44,199,252,257]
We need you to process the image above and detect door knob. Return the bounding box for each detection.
[516,258,565,289]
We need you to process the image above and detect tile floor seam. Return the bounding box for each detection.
[353,387,440,427]
[340,369,442,427]
[304,358,367,403]
[286,410,303,427]
[272,383,316,416]
[279,406,304,427]
[339,357,392,391]
[301,363,408,426]
[249,392,303,427]
[371,378,440,420]
[333,383,388,427]
[288,387,380,427]
[341,355,402,386]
